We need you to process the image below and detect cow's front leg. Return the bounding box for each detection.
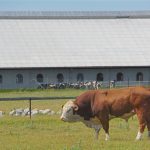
[136,131,143,140]
[94,126,101,140]
[136,109,146,140]
[83,120,102,140]
[105,133,110,141]
[99,115,110,141]
[125,120,129,130]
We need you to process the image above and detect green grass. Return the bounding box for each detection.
[0,88,85,98]
[0,89,150,150]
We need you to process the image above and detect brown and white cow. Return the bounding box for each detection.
[60,87,150,141]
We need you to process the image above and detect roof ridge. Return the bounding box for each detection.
[0,11,150,19]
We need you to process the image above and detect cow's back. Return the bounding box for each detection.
[74,86,150,119]
[95,87,150,117]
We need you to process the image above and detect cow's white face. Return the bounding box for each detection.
[60,100,81,122]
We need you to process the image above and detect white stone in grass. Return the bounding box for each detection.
[9,110,16,116]
[39,109,51,115]
[23,108,30,115]
[24,108,29,112]
[15,108,24,116]
[39,109,44,114]
[56,110,62,115]
[48,110,55,115]
[43,109,51,114]
[31,109,39,116]
[0,111,4,117]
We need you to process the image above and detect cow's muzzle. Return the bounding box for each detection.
[60,116,65,121]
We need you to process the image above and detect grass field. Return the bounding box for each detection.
[0,89,149,150]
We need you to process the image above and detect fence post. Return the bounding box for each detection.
[29,98,32,119]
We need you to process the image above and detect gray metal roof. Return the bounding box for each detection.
[0,11,150,19]
[0,11,150,68]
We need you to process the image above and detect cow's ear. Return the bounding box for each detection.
[73,104,79,111]
[61,104,64,108]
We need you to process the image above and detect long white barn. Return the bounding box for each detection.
[0,11,150,89]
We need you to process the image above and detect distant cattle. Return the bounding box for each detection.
[61,87,150,141]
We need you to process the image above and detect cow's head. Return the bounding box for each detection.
[60,100,81,122]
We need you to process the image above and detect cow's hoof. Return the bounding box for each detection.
[135,132,142,141]
[135,138,142,141]
[105,134,110,141]
[105,137,110,141]
[135,139,142,141]
[105,138,110,141]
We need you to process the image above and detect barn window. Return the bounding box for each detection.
[96,73,103,81]
[116,72,123,81]
[77,73,84,82]
[57,73,64,83]
[37,74,43,83]
[16,74,23,84]
[136,72,143,81]
[0,75,3,83]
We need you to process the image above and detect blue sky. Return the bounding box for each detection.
[0,0,150,11]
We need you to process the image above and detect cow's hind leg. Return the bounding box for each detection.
[144,103,150,138]
[136,110,146,140]
[145,115,150,138]
[147,123,150,138]
[99,117,110,141]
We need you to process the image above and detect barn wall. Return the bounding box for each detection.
[0,67,150,89]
